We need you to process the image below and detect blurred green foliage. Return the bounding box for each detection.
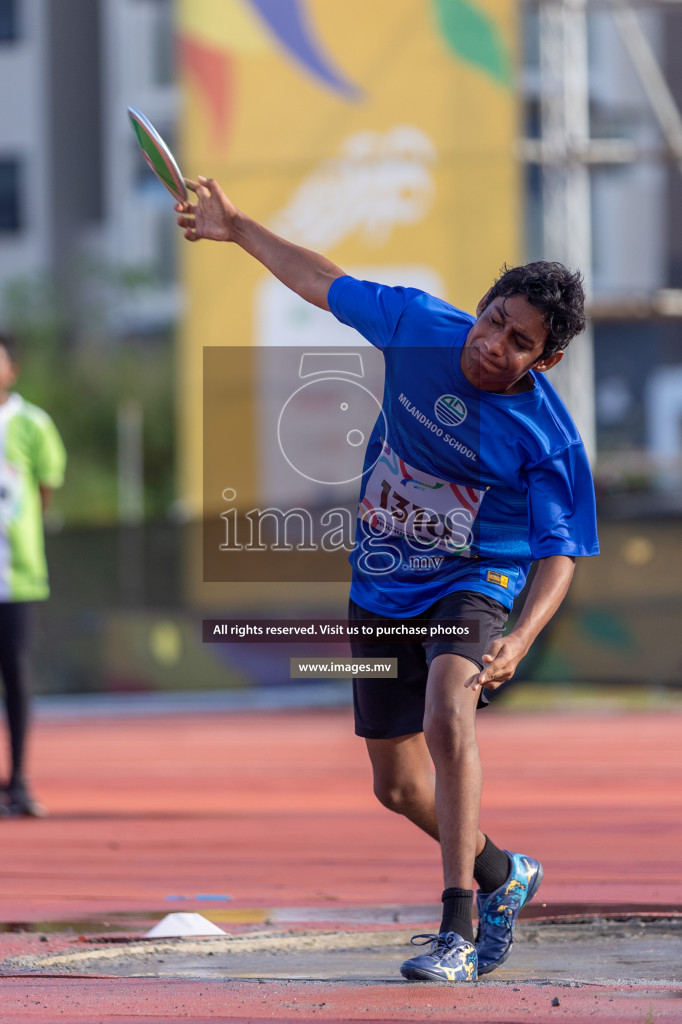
[3,268,176,525]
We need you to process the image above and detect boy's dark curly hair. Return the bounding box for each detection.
[481,261,586,358]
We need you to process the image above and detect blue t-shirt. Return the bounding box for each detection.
[328,276,599,615]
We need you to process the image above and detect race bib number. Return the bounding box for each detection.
[359,441,485,557]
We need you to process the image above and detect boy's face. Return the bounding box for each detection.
[0,345,18,396]
[462,293,563,393]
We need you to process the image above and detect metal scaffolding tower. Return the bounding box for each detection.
[539,0,595,460]
[531,0,682,463]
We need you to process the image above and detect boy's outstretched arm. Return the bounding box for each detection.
[175,176,345,311]
[467,554,576,692]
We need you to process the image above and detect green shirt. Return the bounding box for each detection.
[0,393,66,601]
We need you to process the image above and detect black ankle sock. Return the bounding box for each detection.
[439,887,474,944]
[474,836,511,893]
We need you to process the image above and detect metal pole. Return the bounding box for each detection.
[539,0,597,462]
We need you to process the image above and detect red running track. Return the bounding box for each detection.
[0,705,679,1022]
[3,706,680,916]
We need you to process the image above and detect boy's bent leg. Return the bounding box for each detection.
[365,732,488,851]
[365,732,439,840]
[423,653,482,891]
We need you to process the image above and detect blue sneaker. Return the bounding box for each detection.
[400,931,477,983]
[475,850,543,975]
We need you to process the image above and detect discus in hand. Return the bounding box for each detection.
[127,107,188,203]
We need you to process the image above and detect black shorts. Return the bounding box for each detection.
[349,591,509,739]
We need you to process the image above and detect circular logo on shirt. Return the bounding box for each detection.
[434,394,467,427]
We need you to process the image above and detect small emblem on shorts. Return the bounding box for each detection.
[486,570,509,588]
[434,394,467,427]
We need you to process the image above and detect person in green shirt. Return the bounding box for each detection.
[0,333,66,816]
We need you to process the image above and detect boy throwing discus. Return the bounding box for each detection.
[176,176,599,983]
